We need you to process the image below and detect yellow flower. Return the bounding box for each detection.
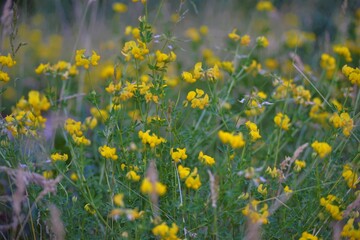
[98,145,118,160]
[333,45,352,62]
[242,199,269,224]
[126,170,141,182]
[70,173,78,181]
[256,36,269,48]
[342,164,359,189]
[228,28,241,41]
[245,121,261,141]
[112,2,128,13]
[256,1,274,11]
[299,231,318,240]
[0,70,10,82]
[329,112,354,137]
[185,168,201,190]
[140,177,167,196]
[43,170,53,179]
[342,64,360,86]
[240,35,251,46]
[113,193,125,207]
[218,130,246,148]
[257,184,267,196]
[341,218,360,239]
[35,63,50,74]
[198,151,216,166]
[178,165,191,180]
[320,194,343,220]
[152,222,179,240]
[294,160,306,172]
[320,53,336,79]
[284,185,293,194]
[0,53,16,67]
[138,130,166,148]
[170,148,187,163]
[274,112,291,131]
[50,153,68,162]
[311,141,332,158]
[84,203,96,215]
[184,88,209,110]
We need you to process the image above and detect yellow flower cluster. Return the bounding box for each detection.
[99,145,118,160]
[155,50,176,69]
[341,218,360,239]
[218,130,246,148]
[140,177,167,196]
[273,78,295,100]
[256,1,274,11]
[242,199,269,224]
[299,231,318,240]
[311,141,331,158]
[5,91,50,136]
[245,121,261,141]
[320,53,336,79]
[294,160,306,172]
[178,165,191,180]
[152,222,180,240]
[184,167,201,190]
[35,61,78,80]
[64,118,91,146]
[182,62,203,83]
[121,40,149,61]
[274,112,291,131]
[293,86,311,106]
[330,112,354,137]
[333,45,352,62]
[109,194,144,221]
[228,29,251,46]
[112,2,127,13]
[198,151,216,166]
[245,60,262,76]
[170,148,187,163]
[320,194,343,220]
[257,184,267,195]
[244,91,267,116]
[0,53,16,82]
[75,49,100,69]
[342,64,360,86]
[126,170,141,182]
[185,88,209,110]
[138,130,166,148]
[342,164,359,189]
[256,36,269,48]
[51,153,68,162]
[309,98,330,125]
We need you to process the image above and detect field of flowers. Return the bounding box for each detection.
[0,0,359,239]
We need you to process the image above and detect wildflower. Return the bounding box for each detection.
[341,218,360,239]
[113,193,125,207]
[221,61,235,74]
[140,177,167,196]
[51,153,68,162]
[266,166,279,178]
[294,160,306,172]
[311,141,331,158]
[284,186,293,194]
[299,232,318,240]
[185,27,201,42]
[342,164,359,189]
[185,168,201,190]
[184,88,209,110]
[0,71,10,82]
[121,40,149,61]
[320,53,336,79]
[245,121,261,141]
[257,184,267,196]
[292,86,311,106]
[242,199,269,224]
[99,145,118,160]
[138,130,166,148]
[170,148,187,163]
[126,170,141,182]
[35,63,50,74]
[309,98,330,125]
[228,28,241,41]
[342,64,360,86]
[245,60,262,76]
[329,112,354,137]
[206,64,221,81]
[274,112,291,131]
[178,165,191,180]
[218,130,246,148]
[241,35,251,46]
[256,36,269,48]
[112,2,128,13]
[198,151,216,166]
[320,195,343,220]
[256,1,274,11]
[265,58,279,70]
[75,49,100,69]
[70,173,78,181]
[84,203,96,215]
[43,170,53,179]
[333,45,352,62]
[152,222,180,240]
[0,53,16,67]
